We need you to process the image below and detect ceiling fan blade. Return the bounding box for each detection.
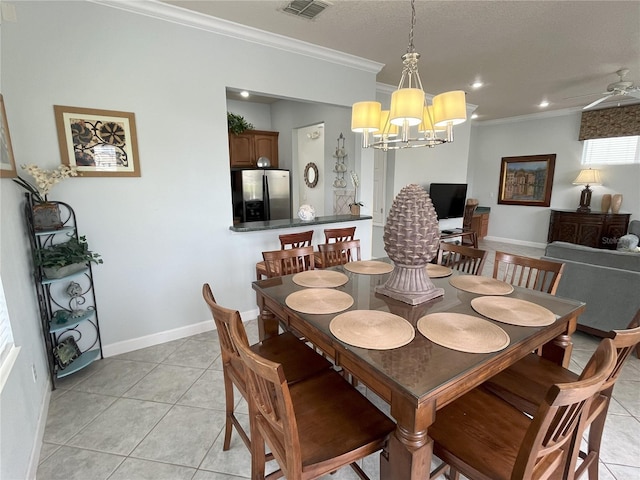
[583,94,613,110]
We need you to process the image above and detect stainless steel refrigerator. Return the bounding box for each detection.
[231,168,291,223]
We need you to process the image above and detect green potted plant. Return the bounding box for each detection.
[37,235,103,279]
[227,112,254,135]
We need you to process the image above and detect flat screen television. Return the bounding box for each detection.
[429,183,468,219]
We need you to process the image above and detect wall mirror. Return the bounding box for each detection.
[304,162,319,188]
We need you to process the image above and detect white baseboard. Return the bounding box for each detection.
[102,308,260,357]
[27,379,51,480]
[483,236,547,250]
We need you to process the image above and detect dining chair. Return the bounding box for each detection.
[324,226,356,243]
[262,245,315,278]
[429,338,617,480]
[201,283,331,455]
[318,239,361,268]
[436,242,488,275]
[256,231,314,280]
[461,198,479,247]
[229,313,396,480]
[492,251,565,295]
[483,309,640,480]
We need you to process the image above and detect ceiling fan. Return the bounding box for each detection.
[583,69,640,110]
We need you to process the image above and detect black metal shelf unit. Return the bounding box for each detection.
[24,193,103,388]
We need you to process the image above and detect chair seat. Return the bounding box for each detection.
[256,260,268,280]
[289,369,395,470]
[251,331,331,384]
[430,388,565,480]
[483,353,579,413]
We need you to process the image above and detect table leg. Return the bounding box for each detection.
[258,308,279,341]
[380,395,435,480]
[541,314,578,368]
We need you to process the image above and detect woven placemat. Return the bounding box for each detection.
[330,310,415,350]
[426,264,453,278]
[471,296,556,327]
[449,275,514,295]
[417,312,510,353]
[292,270,349,288]
[285,289,354,315]
[344,260,394,275]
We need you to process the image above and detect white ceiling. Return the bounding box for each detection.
[164,0,640,121]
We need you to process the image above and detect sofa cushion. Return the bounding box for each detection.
[544,241,640,272]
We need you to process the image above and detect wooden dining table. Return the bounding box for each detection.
[252,260,585,480]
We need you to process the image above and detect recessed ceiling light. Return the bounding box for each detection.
[539,100,550,108]
[240,91,250,98]
[471,81,483,89]
[471,113,479,119]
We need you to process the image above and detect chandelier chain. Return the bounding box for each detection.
[407,0,416,53]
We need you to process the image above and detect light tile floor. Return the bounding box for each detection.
[37,240,640,480]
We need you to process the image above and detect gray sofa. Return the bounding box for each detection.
[542,240,640,336]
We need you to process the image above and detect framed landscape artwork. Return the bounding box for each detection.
[54,105,140,177]
[0,94,17,178]
[498,154,556,207]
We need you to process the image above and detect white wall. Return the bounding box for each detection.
[226,99,272,131]
[469,111,640,246]
[0,2,378,478]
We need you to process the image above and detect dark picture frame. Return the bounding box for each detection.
[498,154,556,207]
[0,94,17,178]
[54,105,140,177]
[53,337,81,370]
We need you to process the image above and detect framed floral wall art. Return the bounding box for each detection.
[498,154,556,207]
[54,105,140,177]
[0,94,17,178]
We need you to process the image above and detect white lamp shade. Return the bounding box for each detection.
[351,101,381,132]
[418,106,446,133]
[390,88,425,126]
[373,110,399,137]
[433,90,467,126]
[573,169,602,185]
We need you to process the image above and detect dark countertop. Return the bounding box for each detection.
[229,214,372,232]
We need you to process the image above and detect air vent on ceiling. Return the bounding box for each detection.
[282,0,330,20]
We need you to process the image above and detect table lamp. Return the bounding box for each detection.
[572,168,602,213]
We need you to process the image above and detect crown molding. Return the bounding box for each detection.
[89,0,384,74]
[476,106,584,126]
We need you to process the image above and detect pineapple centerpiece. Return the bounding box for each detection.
[375,184,444,305]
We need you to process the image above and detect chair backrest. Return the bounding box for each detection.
[324,226,356,243]
[202,283,248,391]
[279,230,313,249]
[229,314,300,479]
[318,239,361,267]
[492,251,565,295]
[597,308,640,394]
[462,198,478,231]
[262,245,315,278]
[513,338,616,479]
[437,242,488,275]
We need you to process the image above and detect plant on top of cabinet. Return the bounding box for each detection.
[227,112,254,135]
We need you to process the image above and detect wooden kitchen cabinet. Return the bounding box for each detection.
[229,130,279,168]
[547,209,630,250]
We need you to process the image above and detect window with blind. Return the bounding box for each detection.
[582,136,640,165]
[0,275,20,393]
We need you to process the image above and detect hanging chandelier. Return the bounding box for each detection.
[351,0,467,150]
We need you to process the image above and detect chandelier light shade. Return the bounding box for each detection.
[572,168,602,213]
[433,90,467,126]
[374,111,399,137]
[351,0,467,150]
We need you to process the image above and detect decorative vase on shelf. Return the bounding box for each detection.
[297,204,316,222]
[600,194,611,213]
[611,194,623,214]
[32,202,62,231]
[350,204,361,216]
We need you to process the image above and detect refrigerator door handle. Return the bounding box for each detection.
[263,174,271,221]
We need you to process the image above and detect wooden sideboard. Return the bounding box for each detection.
[471,208,490,240]
[547,209,630,250]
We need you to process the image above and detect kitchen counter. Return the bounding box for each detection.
[229,214,372,232]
